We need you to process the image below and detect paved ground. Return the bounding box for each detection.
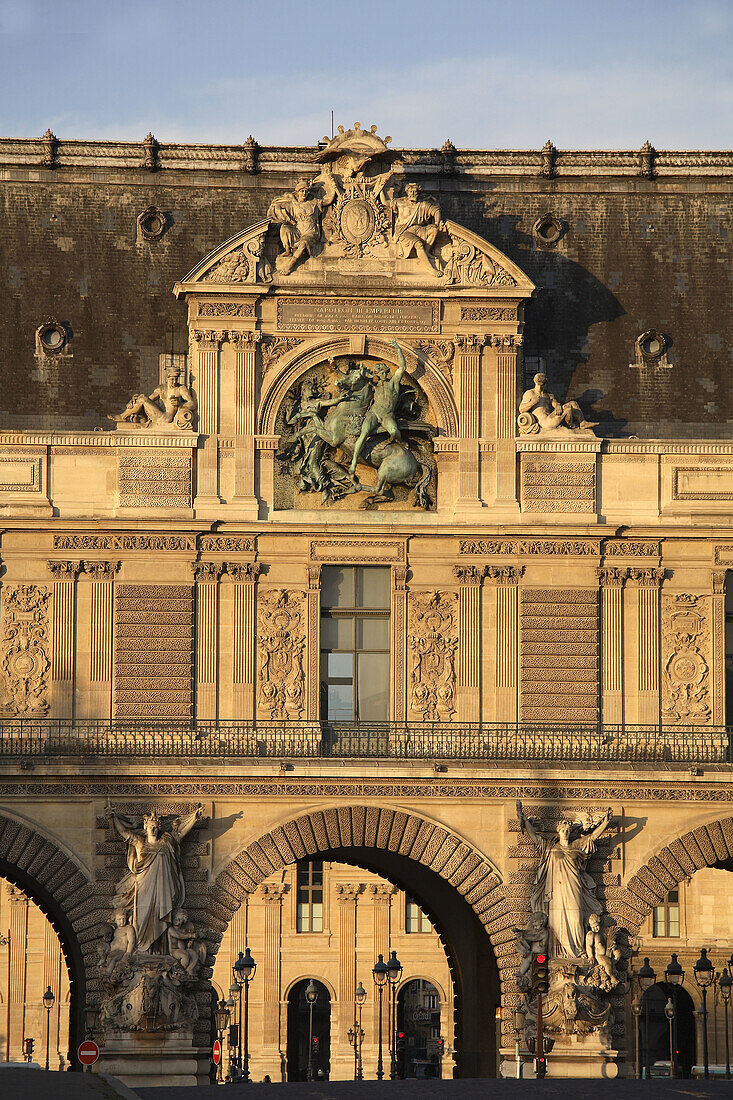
[137,1081,733,1099]
[0,1066,137,1099]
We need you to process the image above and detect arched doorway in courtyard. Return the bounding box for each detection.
[397,978,445,1078]
[0,812,92,1070]
[286,978,331,1081]
[212,806,505,1080]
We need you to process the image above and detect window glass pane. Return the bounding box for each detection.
[668,889,678,903]
[421,911,432,932]
[357,651,390,720]
[321,615,354,650]
[653,907,665,937]
[356,616,390,650]
[327,683,353,721]
[668,907,680,937]
[321,567,354,609]
[311,861,323,884]
[406,900,418,933]
[327,652,353,678]
[312,901,323,932]
[297,903,308,932]
[358,567,391,609]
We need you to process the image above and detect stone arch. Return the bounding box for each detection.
[283,973,338,1003]
[0,808,100,1069]
[208,804,513,1077]
[611,814,733,932]
[258,336,459,438]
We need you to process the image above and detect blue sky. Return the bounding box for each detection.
[1,0,731,148]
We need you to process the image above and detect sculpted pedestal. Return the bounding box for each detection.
[95,1028,210,1088]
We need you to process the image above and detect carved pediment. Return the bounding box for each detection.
[175,124,534,297]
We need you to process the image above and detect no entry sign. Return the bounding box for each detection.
[78,1039,99,1066]
[212,1038,222,1066]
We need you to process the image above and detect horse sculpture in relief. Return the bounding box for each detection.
[278,339,436,509]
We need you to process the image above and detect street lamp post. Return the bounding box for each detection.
[233,948,256,1082]
[694,948,715,1080]
[718,967,732,1080]
[372,953,388,1081]
[214,999,230,1083]
[386,950,403,1080]
[665,952,684,1079]
[42,985,55,1071]
[638,957,656,1079]
[349,981,367,1081]
[631,996,642,1079]
[305,979,319,1082]
[664,998,675,1078]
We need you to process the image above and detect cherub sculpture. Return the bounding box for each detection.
[513,910,549,991]
[168,909,206,976]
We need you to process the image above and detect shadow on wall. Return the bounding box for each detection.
[474,207,628,436]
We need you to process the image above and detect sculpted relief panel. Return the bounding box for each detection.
[1,585,51,714]
[275,340,436,511]
[257,589,306,720]
[408,591,458,721]
[662,594,711,724]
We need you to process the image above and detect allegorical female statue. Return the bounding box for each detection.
[106,802,203,954]
[516,800,613,959]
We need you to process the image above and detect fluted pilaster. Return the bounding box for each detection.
[453,566,482,721]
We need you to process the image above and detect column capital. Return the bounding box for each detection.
[628,567,666,587]
[82,560,121,581]
[452,564,483,585]
[596,566,629,588]
[192,328,226,348]
[258,882,287,903]
[484,565,524,585]
[192,561,225,582]
[228,329,261,349]
[453,333,486,353]
[335,884,362,904]
[46,559,81,579]
[369,883,396,904]
[227,561,261,583]
[488,334,523,350]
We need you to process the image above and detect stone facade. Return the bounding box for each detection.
[0,124,731,1084]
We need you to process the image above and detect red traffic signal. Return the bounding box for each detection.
[532,953,550,995]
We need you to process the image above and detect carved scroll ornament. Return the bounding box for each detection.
[257,589,306,719]
[408,591,458,721]
[1,585,51,714]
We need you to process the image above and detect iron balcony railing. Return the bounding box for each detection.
[0,720,730,764]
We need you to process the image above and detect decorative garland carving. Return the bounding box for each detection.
[603,540,660,558]
[408,592,458,721]
[661,594,711,724]
[1,585,51,714]
[257,590,306,720]
[54,534,197,551]
[460,539,598,556]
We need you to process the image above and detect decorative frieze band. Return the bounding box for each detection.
[460,538,599,556]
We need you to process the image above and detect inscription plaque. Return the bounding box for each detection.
[277,297,439,333]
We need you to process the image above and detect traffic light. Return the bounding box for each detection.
[396,1032,406,1079]
[532,952,549,996]
[24,1037,34,1061]
[436,1037,444,1057]
[312,1036,320,1055]
[536,1055,547,1079]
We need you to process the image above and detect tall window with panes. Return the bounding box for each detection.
[405,897,432,933]
[652,889,680,937]
[320,567,390,721]
[297,860,324,932]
